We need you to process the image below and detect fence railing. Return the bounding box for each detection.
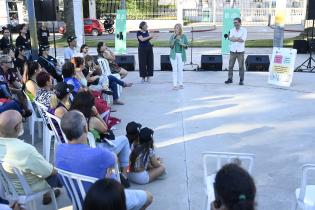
[183,8,305,25]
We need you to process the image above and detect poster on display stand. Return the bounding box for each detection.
[268,48,297,87]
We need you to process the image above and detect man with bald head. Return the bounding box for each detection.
[0,110,61,204]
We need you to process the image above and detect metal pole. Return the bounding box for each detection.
[26,0,39,60]
[121,0,126,9]
[53,21,57,58]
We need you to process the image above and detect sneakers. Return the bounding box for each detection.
[239,80,244,85]
[113,100,125,105]
[224,79,233,84]
[120,173,130,188]
[42,189,61,205]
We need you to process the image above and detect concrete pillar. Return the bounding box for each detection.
[177,0,183,24]
[0,0,9,26]
[73,0,85,48]
[89,0,96,19]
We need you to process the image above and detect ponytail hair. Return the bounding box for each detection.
[214,163,256,210]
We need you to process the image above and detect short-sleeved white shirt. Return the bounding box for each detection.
[229,27,247,53]
[0,137,53,195]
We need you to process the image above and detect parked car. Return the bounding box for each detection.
[84,18,105,36]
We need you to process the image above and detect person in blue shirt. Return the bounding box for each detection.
[56,110,153,210]
[62,62,82,95]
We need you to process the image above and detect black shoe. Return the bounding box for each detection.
[120,173,130,188]
[239,81,244,85]
[225,79,233,84]
[101,90,113,95]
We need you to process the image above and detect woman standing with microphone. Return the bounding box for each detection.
[137,22,157,83]
[169,24,188,90]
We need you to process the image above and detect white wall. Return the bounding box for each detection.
[0,0,9,26]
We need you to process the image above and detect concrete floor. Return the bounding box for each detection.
[23,69,315,210]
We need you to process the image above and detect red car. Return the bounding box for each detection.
[84,18,105,36]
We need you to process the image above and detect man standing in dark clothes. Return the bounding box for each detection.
[0,27,13,52]
[38,23,50,46]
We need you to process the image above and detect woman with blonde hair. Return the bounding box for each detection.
[169,23,188,90]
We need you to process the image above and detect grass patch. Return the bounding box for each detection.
[51,36,303,48]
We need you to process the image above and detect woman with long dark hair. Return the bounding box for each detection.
[137,22,157,83]
[128,127,166,185]
[83,178,126,210]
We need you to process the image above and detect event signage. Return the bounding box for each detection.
[221,8,240,54]
[115,9,127,54]
[268,48,297,87]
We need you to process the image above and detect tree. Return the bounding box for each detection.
[63,0,75,37]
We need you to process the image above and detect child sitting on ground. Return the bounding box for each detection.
[128,127,166,185]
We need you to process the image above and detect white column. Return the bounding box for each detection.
[73,0,85,48]
[177,0,183,24]
[0,0,9,26]
[89,0,96,19]
[17,2,24,23]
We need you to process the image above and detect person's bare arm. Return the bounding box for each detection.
[150,155,162,168]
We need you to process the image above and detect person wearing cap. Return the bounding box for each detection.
[126,121,142,147]
[50,82,73,119]
[0,27,13,52]
[15,24,32,61]
[64,35,77,63]
[128,127,166,185]
[38,45,63,82]
[14,46,27,75]
[37,23,50,46]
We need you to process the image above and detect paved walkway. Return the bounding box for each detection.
[24,70,315,210]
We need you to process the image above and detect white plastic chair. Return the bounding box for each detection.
[97,58,122,97]
[45,111,96,151]
[202,152,255,210]
[24,92,43,145]
[295,164,315,210]
[57,165,120,210]
[0,161,57,210]
[34,101,55,161]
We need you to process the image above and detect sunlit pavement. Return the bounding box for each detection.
[24,68,315,209]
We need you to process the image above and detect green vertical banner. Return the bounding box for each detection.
[221,8,240,54]
[115,9,127,54]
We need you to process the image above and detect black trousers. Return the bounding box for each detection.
[138,46,154,78]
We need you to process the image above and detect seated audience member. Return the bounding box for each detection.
[0,99,22,114]
[0,55,31,117]
[129,127,166,185]
[0,27,13,52]
[35,71,54,108]
[14,46,27,75]
[211,163,256,210]
[83,55,111,93]
[83,178,126,210]
[126,121,142,147]
[50,82,73,119]
[62,62,82,95]
[97,41,128,79]
[72,57,88,87]
[64,36,77,63]
[3,48,23,86]
[71,90,130,186]
[38,45,63,82]
[0,110,61,205]
[24,61,41,100]
[56,110,153,210]
[0,197,20,210]
[80,44,89,57]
